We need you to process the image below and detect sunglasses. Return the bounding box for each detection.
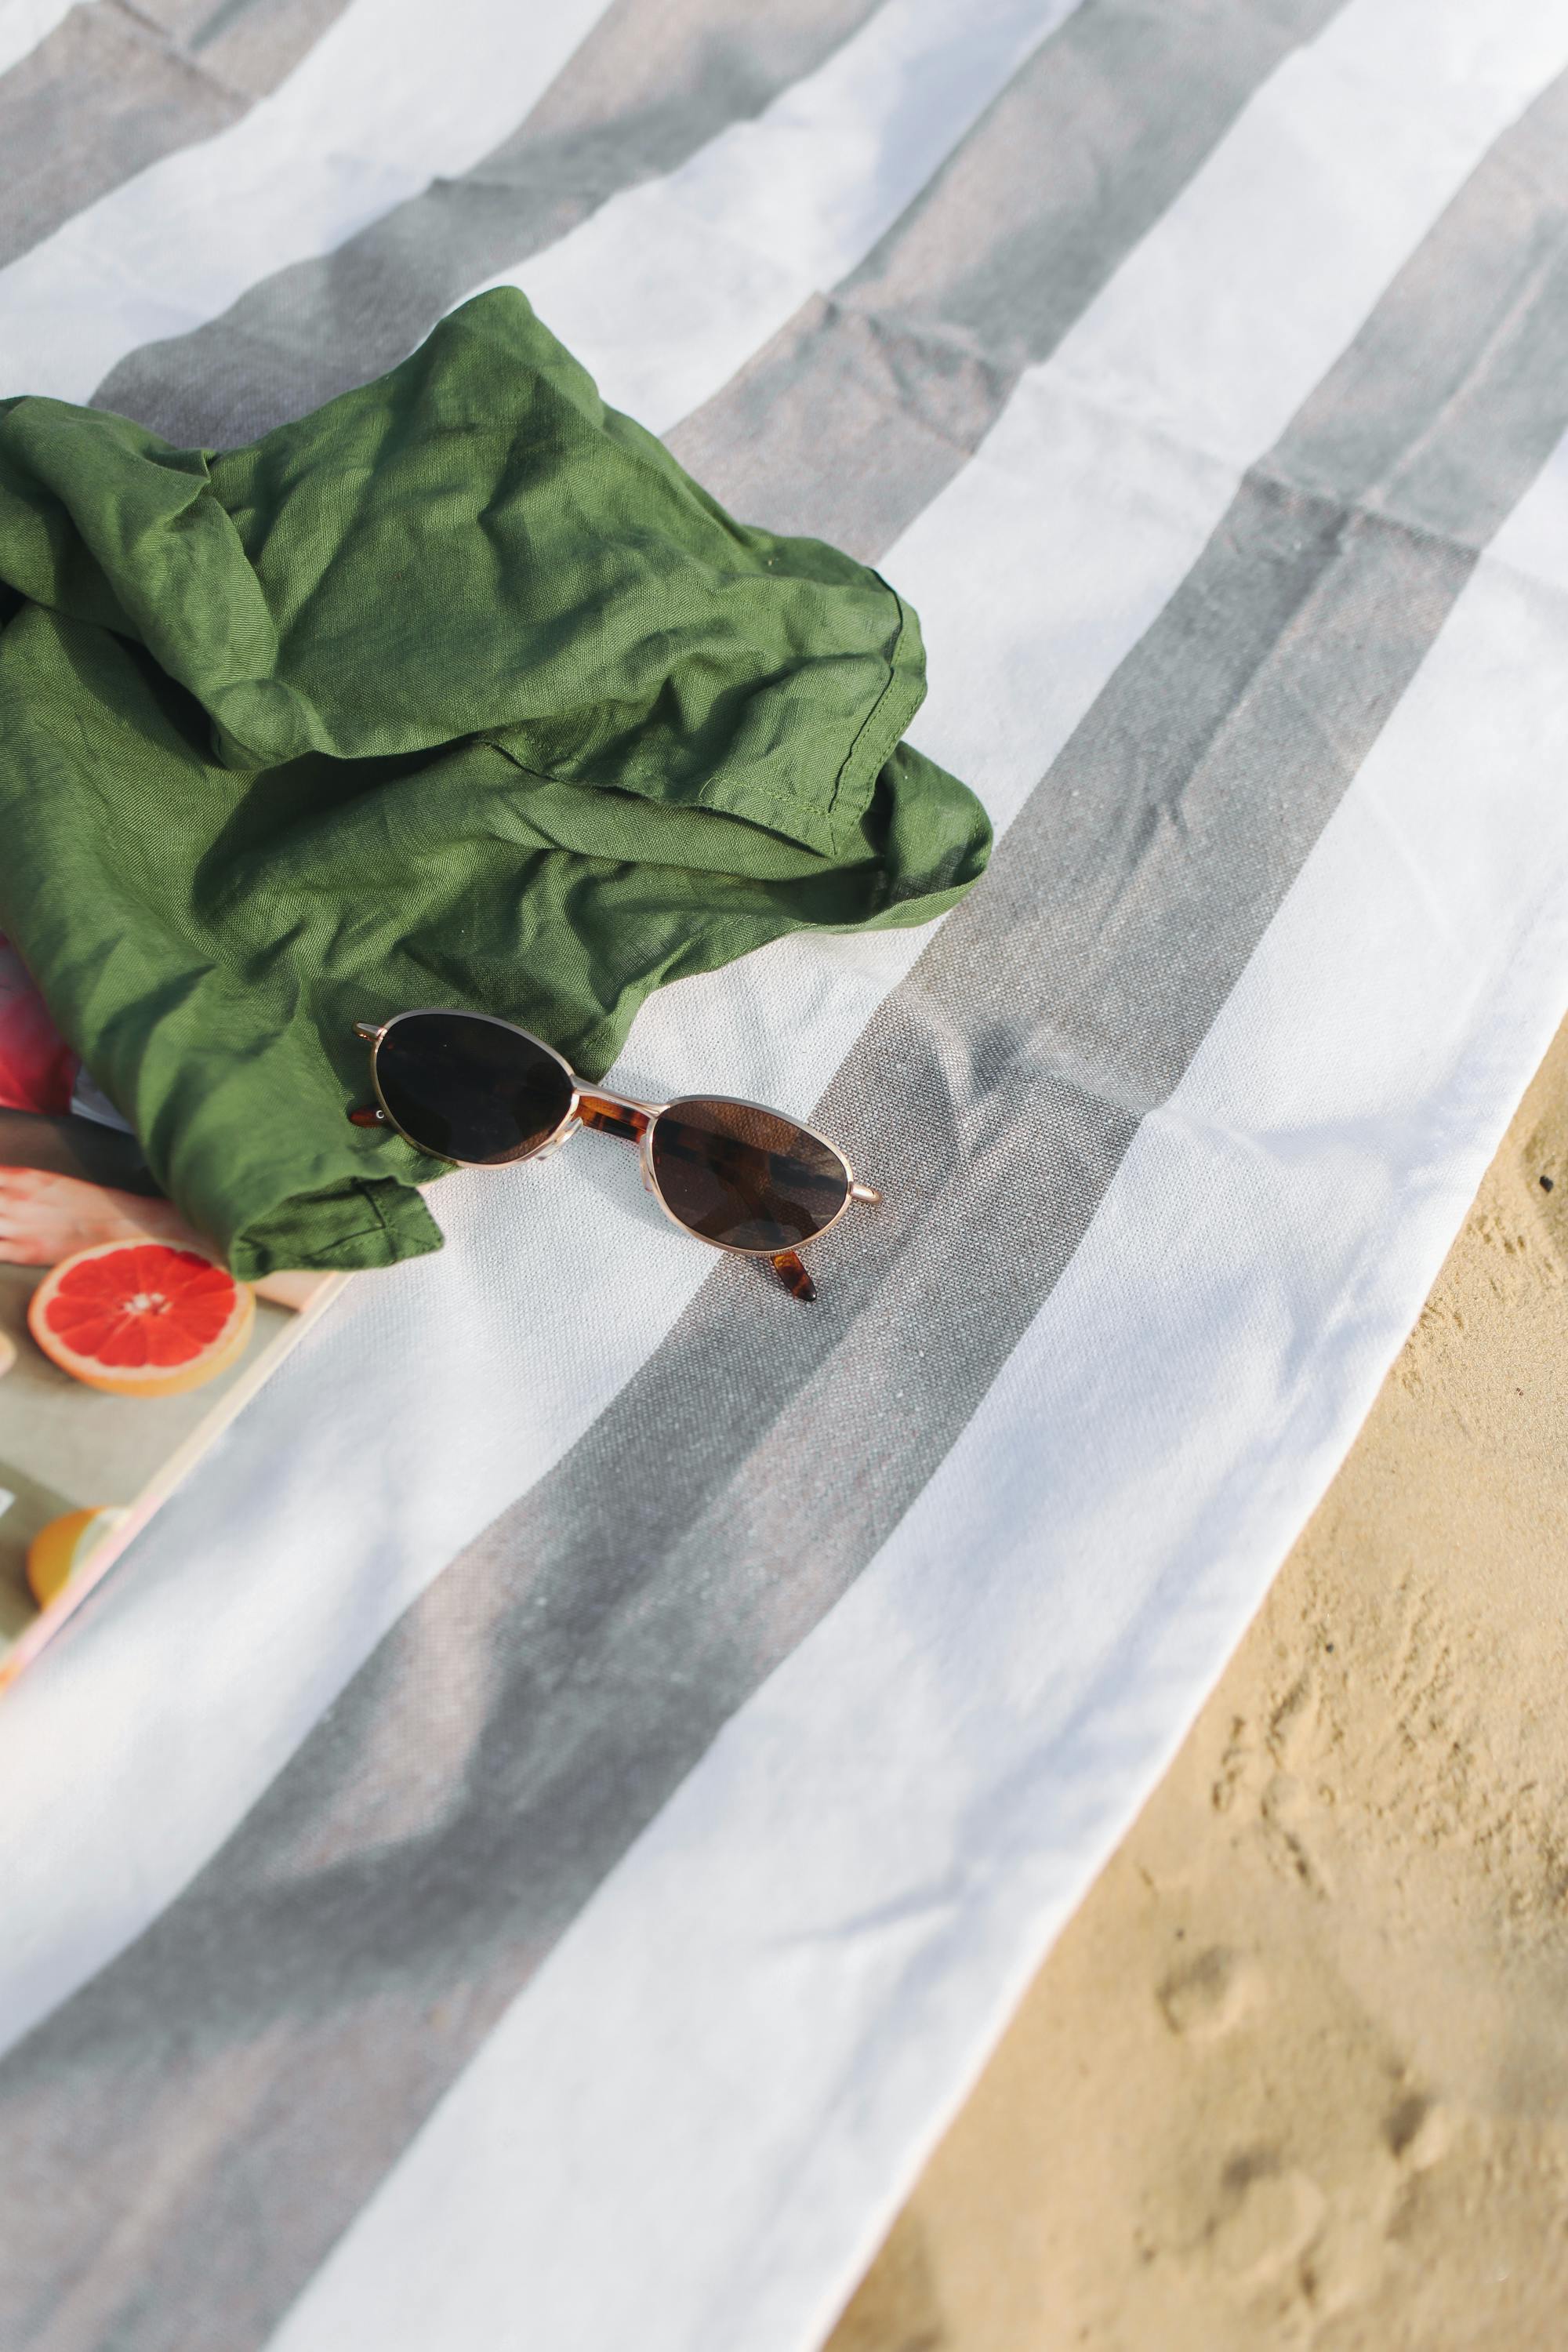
[347,1010,880,1302]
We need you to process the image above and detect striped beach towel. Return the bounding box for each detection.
[4,2,1568,2345]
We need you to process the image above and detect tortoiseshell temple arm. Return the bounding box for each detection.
[771,1250,816,1303]
[575,1094,651,1142]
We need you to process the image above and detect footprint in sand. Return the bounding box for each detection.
[1385,2089,1451,2172]
[1156,1944,1252,2039]
[1514,1120,1568,1276]
[1209,2158,1326,2287]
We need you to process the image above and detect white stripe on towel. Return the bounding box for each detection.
[466,0,1084,433]
[0,0,617,404]
[0,0,77,83]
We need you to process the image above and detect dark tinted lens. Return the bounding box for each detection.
[651,1097,848,1250]
[376,1013,574,1164]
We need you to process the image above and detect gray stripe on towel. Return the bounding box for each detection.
[91,0,886,445]
[0,0,351,274]
[668,0,1344,554]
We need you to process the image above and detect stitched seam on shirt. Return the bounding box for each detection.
[483,575,916,855]
[824,580,913,826]
[688,577,915,845]
[267,1179,434,1266]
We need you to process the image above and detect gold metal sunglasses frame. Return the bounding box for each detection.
[350,1011,880,1302]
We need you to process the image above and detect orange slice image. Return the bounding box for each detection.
[27,1505,129,1608]
[27,1240,255,1399]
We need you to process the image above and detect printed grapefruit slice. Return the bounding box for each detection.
[27,1240,254,1398]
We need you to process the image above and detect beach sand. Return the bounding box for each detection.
[827,1016,1568,2351]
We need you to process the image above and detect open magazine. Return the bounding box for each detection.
[0,936,343,1687]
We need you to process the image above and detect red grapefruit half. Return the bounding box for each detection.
[27,1240,255,1398]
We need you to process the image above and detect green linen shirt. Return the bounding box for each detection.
[0,289,989,1276]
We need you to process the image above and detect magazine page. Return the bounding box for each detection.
[0,1262,344,1687]
[0,937,341,1684]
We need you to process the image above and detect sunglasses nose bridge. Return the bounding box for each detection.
[594,1083,665,1120]
[530,1112,581,1163]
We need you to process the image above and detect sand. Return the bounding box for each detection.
[827,1015,1568,2352]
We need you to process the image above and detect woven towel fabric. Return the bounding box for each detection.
[2,2,1568,2350]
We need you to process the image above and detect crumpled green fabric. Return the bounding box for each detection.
[0,289,989,1277]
